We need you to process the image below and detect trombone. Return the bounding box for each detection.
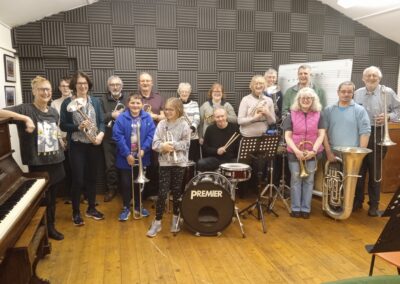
[373,85,397,182]
[131,120,149,219]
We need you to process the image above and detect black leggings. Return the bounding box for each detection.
[155,166,185,220]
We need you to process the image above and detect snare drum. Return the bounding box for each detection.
[219,163,251,182]
[181,172,234,236]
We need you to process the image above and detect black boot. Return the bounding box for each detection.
[48,224,64,240]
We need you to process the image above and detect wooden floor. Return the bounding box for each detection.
[37,192,398,284]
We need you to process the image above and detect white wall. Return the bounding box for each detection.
[0,21,27,172]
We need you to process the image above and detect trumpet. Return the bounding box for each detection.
[131,120,149,219]
[107,102,125,128]
[297,140,317,178]
[373,85,397,182]
[164,129,178,163]
[67,97,98,144]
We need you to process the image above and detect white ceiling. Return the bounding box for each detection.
[0,0,98,28]
[318,0,400,45]
[0,0,400,46]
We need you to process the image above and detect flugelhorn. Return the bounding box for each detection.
[131,120,149,219]
[297,140,317,178]
[107,102,125,128]
[250,99,267,116]
[374,85,397,182]
[143,104,152,114]
[67,97,98,144]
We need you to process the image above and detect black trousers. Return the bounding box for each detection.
[102,139,119,192]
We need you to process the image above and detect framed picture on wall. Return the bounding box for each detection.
[5,86,16,107]
[4,54,16,82]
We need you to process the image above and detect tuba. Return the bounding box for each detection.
[67,97,98,144]
[322,146,372,220]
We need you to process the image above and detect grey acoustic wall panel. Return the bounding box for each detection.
[273,0,291,12]
[20,58,44,71]
[198,50,216,71]
[42,22,65,46]
[112,26,135,46]
[197,72,218,91]
[90,24,112,47]
[272,32,291,52]
[354,37,369,56]
[291,33,307,53]
[65,6,88,23]
[254,11,273,31]
[42,46,68,57]
[157,71,179,91]
[177,50,198,70]
[114,47,135,70]
[177,7,198,28]
[178,0,197,7]
[44,58,70,69]
[236,32,255,51]
[135,49,158,69]
[237,10,255,32]
[179,70,197,92]
[178,28,197,50]
[197,0,218,8]
[90,48,114,69]
[323,35,339,54]
[292,0,308,13]
[290,53,308,63]
[217,52,236,71]
[87,1,112,24]
[257,0,272,11]
[218,30,236,52]
[308,0,325,14]
[92,69,115,93]
[67,46,91,70]
[324,16,340,35]
[237,0,256,10]
[309,14,324,35]
[235,72,254,91]
[14,23,43,45]
[135,26,156,48]
[197,30,218,50]
[198,7,216,29]
[65,24,90,46]
[158,49,177,71]
[340,18,355,36]
[253,52,273,73]
[274,12,290,33]
[219,0,236,10]
[237,52,253,72]
[156,29,178,49]
[111,2,134,25]
[370,39,386,56]
[255,31,272,52]
[17,45,43,58]
[157,5,176,28]
[218,71,235,92]
[133,4,156,25]
[115,71,137,92]
[217,9,237,30]
[290,13,308,32]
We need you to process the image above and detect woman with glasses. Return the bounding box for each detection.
[282,87,325,219]
[0,76,65,240]
[60,71,105,226]
[199,83,237,144]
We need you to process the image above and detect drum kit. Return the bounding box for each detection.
[177,162,251,238]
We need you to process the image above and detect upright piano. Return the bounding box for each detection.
[0,118,51,283]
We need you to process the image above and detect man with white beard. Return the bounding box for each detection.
[101,75,128,202]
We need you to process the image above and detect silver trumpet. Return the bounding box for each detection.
[107,102,125,128]
[67,97,98,144]
[164,130,178,163]
[131,120,149,220]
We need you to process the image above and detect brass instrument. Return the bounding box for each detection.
[164,130,178,163]
[107,102,125,128]
[322,146,372,220]
[204,113,214,124]
[297,141,317,178]
[183,112,192,127]
[67,97,98,144]
[131,120,149,219]
[250,99,268,117]
[143,104,152,114]
[374,85,397,182]
[266,85,280,114]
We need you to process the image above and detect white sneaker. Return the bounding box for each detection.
[170,215,180,233]
[146,220,162,237]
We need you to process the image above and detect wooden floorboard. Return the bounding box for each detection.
[36,192,398,284]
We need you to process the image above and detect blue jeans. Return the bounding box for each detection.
[288,159,316,213]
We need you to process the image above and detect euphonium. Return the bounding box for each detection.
[67,97,98,144]
[322,146,372,220]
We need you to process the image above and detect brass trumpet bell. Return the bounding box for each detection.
[299,159,309,178]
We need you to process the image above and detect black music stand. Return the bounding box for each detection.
[380,187,400,217]
[238,135,280,233]
[364,198,400,275]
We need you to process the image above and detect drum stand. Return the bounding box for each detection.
[237,135,280,233]
[229,180,246,238]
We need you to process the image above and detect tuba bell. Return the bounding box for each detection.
[322,146,372,220]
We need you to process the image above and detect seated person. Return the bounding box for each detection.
[197,108,240,172]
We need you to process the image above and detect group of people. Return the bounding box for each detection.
[1,64,399,240]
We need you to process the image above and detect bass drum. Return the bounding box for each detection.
[181,172,234,236]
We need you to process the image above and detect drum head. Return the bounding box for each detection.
[181,179,234,236]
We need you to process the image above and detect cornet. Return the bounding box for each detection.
[297,140,317,178]
[131,120,149,219]
[143,104,152,114]
[107,102,125,128]
[204,113,214,124]
[67,97,98,144]
[164,130,178,163]
[373,85,397,182]
[250,99,268,117]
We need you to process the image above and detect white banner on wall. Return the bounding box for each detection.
[278,59,353,106]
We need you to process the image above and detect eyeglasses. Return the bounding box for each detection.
[164,108,175,112]
[77,82,88,86]
[37,88,51,93]
[60,85,70,88]
[109,83,121,87]
[300,97,313,101]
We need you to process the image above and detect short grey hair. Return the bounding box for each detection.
[264,68,277,77]
[177,82,192,94]
[363,66,382,79]
[107,75,123,88]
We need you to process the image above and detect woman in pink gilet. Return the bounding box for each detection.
[282,87,325,219]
